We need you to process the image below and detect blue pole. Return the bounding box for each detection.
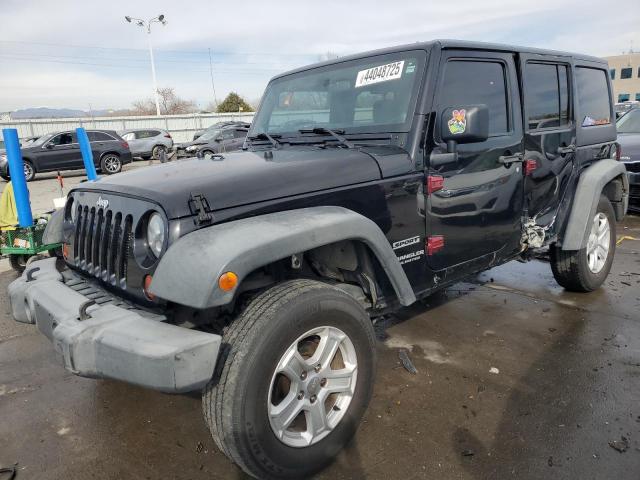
[76,127,98,181]
[2,128,33,227]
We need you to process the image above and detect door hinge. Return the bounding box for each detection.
[426,175,444,194]
[426,235,445,255]
[188,193,213,226]
[524,159,538,176]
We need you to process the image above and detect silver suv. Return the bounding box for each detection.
[119,129,173,160]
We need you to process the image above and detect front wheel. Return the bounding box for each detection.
[9,254,31,273]
[100,154,122,174]
[550,194,616,292]
[203,279,376,479]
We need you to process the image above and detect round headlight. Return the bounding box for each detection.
[147,213,165,258]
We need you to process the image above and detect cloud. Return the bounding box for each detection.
[0,0,638,110]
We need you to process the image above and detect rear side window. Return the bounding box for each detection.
[439,60,508,135]
[525,62,570,130]
[576,67,611,127]
[88,132,114,141]
[233,129,248,138]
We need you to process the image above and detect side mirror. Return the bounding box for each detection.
[45,143,54,149]
[441,105,489,145]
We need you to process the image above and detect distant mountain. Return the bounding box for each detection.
[10,107,112,119]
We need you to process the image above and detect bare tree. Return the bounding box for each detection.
[131,87,198,115]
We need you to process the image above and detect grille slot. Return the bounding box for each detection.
[74,205,130,289]
[624,162,640,174]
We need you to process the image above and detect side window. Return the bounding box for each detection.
[222,131,234,140]
[50,133,75,145]
[609,69,615,80]
[524,62,570,130]
[121,132,135,141]
[439,60,508,135]
[135,130,150,139]
[88,131,112,141]
[576,67,611,127]
[621,68,632,79]
[234,129,247,138]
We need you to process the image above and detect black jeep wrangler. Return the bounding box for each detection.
[9,40,628,479]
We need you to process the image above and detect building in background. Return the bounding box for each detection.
[605,52,640,103]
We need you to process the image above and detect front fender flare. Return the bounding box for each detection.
[561,159,628,250]
[150,206,417,309]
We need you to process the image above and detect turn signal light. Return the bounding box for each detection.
[218,272,238,292]
[143,274,155,300]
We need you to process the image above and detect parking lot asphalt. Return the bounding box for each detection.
[0,169,639,479]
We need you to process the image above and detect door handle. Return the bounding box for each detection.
[557,144,576,155]
[498,153,524,164]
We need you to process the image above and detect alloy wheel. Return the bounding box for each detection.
[586,212,610,274]
[268,326,358,448]
[103,155,121,174]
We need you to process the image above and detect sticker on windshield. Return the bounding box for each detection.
[447,109,467,135]
[355,61,404,88]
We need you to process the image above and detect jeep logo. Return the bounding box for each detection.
[96,197,109,209]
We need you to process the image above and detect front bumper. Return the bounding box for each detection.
[8,258,221,393]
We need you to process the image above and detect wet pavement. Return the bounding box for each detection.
[0,214,639,479]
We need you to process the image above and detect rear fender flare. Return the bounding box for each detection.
[561,159,628,250]
[150,206,417,309]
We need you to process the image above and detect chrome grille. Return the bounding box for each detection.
[74,204,132,288]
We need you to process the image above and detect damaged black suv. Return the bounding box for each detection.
[9,40,628,479]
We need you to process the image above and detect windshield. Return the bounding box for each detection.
[251,50,426,137]
[617,109,640,133]
[198,129,222,141]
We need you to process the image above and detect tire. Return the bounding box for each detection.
[200,149,215,157]
[9,254,31,273]
[100,154,122,174]
[203,279,376,479]
[151,145,166,160]
[550,194,616,292]
[23,160,35,182]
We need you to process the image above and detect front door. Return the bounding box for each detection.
[40,132,78,171]
[426,51,524,273]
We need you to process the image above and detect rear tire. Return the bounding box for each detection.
[100,154,122,174]
[550,195,616,292]
[152,145,166,160]
[202,279,376,479]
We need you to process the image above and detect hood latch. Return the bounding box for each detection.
[188,193,213,226]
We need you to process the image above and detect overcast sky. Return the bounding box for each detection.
[0,0,638,112]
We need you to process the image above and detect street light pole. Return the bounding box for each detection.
[125,14,167,116]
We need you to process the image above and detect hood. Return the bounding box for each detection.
[75,146,383,219]
[617,133,640,161]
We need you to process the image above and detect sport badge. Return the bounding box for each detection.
[447,109,466,135]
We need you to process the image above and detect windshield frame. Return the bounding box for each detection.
[616,108,640,133]
[250,49,428,139]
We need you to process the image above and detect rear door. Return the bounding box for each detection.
[519,55,575,225]
[427,50,524,273]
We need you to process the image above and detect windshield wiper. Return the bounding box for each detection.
[248,132,281,149]
[298,127,355,149]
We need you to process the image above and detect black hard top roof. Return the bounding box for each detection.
[273,39,606,80]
